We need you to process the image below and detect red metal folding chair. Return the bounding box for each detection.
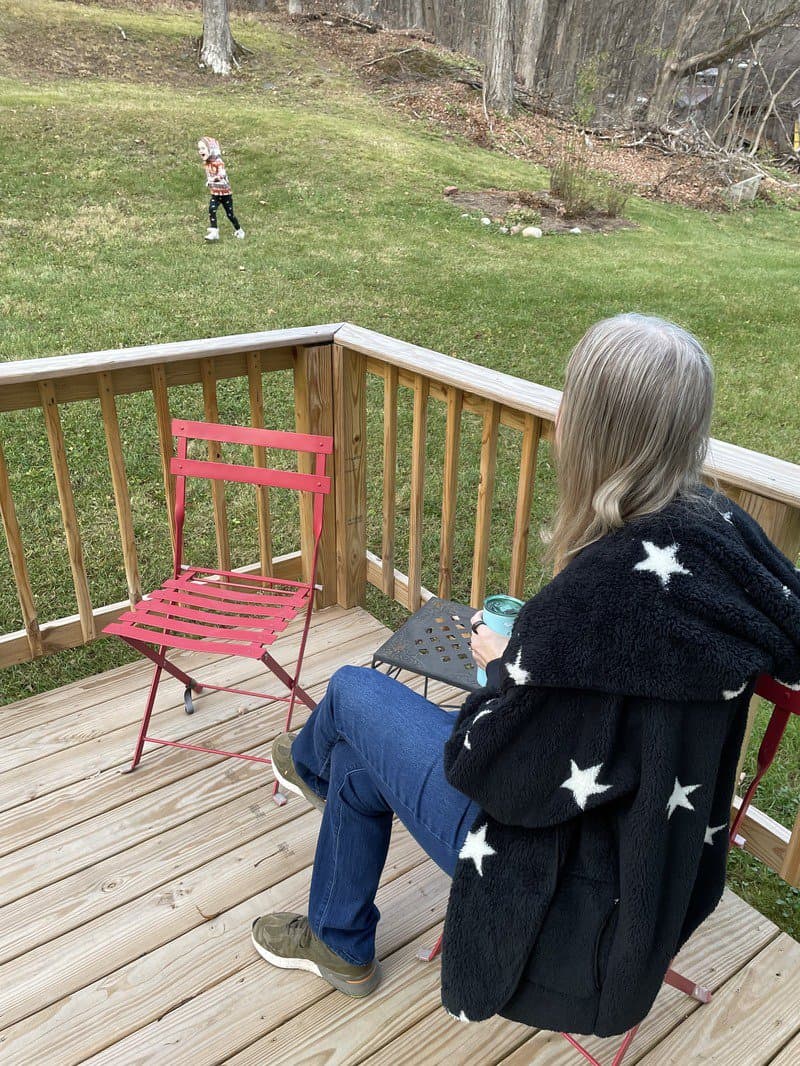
[104,418,332,802]
[424,674,800,1065]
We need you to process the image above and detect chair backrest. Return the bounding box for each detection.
[169,419,333,572]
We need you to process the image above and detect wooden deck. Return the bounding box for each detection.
[0,604,798,1066]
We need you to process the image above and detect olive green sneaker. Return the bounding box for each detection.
[270,732,326,812]
[251,913,382,997]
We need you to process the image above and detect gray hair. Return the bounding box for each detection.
[545,313,716,572]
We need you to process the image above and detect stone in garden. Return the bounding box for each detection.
[510,223,524,235]
[461,213,471,218]
[570,227,582,234]
[522,226,543,238]
[481,217,492,225]
[500,226,509,233]
[444,186,459,196]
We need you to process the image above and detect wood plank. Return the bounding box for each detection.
[0,437,42,656]
[0,626,372,878]
[0,348,298,414]
[88,857,451,1066]
[363,996,530,1066]
[498,888,779,1066]
[382,364,399,597]
[5,829,428,1065]
[0,553,302,669]
[769,1032,800,1064]
[294,344,336,607]
[636,934,800,1066]
[0,326,338,389]
[150,363,176,550]
[246,351,274,578]
[37,380,95,642]
[408,374,429,613]
[782,808,800,887]
[0,615,385,864]
[200,357,231,572]
[97,371,141,605]
[0,812,325,1029]
[340,324,800,509]
[332,344,367,608]
[509,414,541,599]
[731,794,789,875]
[366,551,435,610]
[438,386,463,600]
[470,400,500,608]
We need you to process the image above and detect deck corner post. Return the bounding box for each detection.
[331,343,367,609]
[294,343,337,608]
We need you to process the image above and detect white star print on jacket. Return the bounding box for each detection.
[458,823,496,876]
[634,541,692,589]
[560,760,612,810]
[704,824,727,846]
[506,648,531,685]
[666,778,701,819]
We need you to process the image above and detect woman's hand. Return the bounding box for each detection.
[470,611,510,669]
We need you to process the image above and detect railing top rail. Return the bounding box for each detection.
[0,324,342,386]
[336,323,800,510]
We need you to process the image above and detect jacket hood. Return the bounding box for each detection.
[503,485,800,705]
[199,136,221,158]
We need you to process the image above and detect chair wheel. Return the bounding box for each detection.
[273,790,288,807]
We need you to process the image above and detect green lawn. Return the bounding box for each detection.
[0,0,798,935]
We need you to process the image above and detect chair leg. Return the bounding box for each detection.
[664,967,713,1003]
[417,932,443,962]
[126,649,167,772]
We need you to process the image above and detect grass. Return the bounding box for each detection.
[0,0,799,937]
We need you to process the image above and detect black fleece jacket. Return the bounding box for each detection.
[439,485,800,1036]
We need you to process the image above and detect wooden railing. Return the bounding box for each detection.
[1,323,799,887]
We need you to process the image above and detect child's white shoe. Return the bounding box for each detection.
[235,228,245,239]
[204,227,220,241]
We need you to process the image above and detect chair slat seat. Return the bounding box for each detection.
[105,568,310,660]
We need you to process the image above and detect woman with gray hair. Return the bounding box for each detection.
[251,314,800,1037]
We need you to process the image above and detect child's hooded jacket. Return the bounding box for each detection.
[199,136,232,196]
[440,484,800,1036]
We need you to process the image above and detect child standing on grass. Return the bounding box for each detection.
[197,136,245,242]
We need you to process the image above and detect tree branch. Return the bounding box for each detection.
[671,1,800,78]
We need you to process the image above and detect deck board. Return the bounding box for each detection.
[0,604,798,1065]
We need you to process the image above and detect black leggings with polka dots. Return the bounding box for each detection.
[209,194,240,230]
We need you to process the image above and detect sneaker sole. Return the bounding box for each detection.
[272,753,325,812]
[250,929,381,998]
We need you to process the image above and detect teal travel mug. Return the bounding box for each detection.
[475,594,525,686]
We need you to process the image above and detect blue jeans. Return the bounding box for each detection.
[291,665,481,966]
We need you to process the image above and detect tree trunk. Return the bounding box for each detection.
[517,0,547,90]
[484,0,515,114]
[288,0,304,15]
[201,0,235,76]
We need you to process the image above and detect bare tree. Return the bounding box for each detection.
[650,0,800,123]
[200,0,242,76]
[484,0,516,113]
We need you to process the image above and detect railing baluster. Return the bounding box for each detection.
[509,413,542,600]
[38,381,95,641]
[0,438,42,656]
[332,344,367,608]
[200,357,231,572]
[382,365,398,597]
[97,372,141,605]
[247,352,274,577]
[408,374,429,612]
[471,400,500,607]
[150,364,176,548]
[439,386,463,600]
